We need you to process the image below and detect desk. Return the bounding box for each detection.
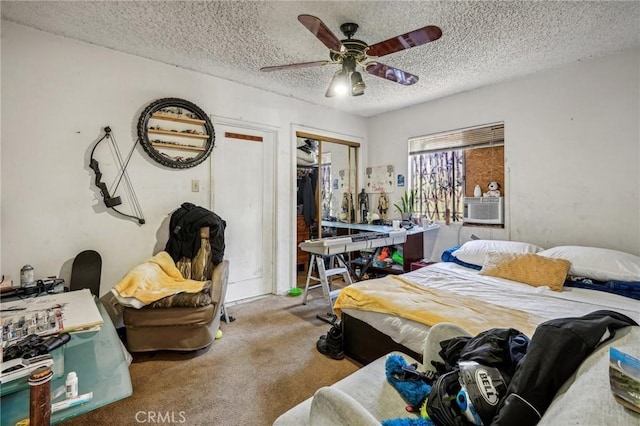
[321,221,439,275]
[321,221,430,235]
[1,299,132,425]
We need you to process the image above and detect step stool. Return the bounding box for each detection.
[302,254,353,311]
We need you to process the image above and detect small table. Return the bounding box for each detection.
[1,299,132,424]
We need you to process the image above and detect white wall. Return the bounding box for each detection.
[3,22,638,297]
[0,22,367,295]
[368,48,640,257]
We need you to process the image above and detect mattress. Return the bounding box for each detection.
[341,262,640,355]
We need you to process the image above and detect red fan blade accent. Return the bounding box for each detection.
[260,60,330,72]
[365,63,419,85]
[367,25,442,58]
[298,14,344,52]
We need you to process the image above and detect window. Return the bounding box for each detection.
[409,123,504,223]
[410,150,464,222]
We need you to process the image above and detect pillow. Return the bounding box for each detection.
[538,246,640,282]
[440,246,482,270]
[451,240,544,267]
[479,252,570,291]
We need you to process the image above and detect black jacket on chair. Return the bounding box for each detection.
[165,202,226,265]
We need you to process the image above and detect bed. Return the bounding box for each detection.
[334,241,640,365]
[276,242,639,425]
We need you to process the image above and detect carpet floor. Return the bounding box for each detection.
[61,291,360,426]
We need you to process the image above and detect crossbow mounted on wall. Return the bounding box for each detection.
[89,126,146,224]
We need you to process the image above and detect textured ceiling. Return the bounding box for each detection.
[2,1,639,117]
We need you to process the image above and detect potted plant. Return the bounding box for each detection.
[394,189,416,221]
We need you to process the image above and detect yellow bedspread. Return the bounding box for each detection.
[112,251,207,308]
[333,274,544,337]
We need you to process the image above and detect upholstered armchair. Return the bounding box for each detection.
[122,227,229,352]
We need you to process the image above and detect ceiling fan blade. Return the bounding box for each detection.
[365,63,419,85]
[366,25,442,58]
[260,60,330,72]
[298,14,345,52]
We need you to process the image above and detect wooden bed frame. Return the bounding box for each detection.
[341,312,421,365]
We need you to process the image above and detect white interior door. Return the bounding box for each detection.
[212,121,274,302]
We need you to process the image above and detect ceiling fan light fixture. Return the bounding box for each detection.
[334,82,349,96]
[264,15,442,99]
[326,69,349,97]
[351,71,366,96]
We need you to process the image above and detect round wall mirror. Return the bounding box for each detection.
[137,98,215,168]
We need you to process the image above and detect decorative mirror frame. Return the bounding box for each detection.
[137,97,215,169]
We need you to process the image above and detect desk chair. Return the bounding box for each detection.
[70,250,102,296]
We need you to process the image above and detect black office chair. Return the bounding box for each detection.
[70,250,102,296]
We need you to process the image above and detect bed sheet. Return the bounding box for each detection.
[342,263,639,355]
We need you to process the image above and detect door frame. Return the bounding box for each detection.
[290,124,364,291]
[212,115,279,297]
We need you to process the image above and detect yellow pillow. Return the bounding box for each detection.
[479,252,571,291]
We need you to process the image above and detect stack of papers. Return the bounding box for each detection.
[1,289,103,347]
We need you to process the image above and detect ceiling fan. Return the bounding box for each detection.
[260,15,442,97]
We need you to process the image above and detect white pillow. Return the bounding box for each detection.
[452,240,544,266]
[538,246,640,282]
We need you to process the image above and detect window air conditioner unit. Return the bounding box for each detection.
[463,197,504,225]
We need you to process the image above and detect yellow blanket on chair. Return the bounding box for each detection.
[112,251,207,309]
[333,275,544,337]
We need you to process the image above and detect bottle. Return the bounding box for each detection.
[421,216,430,229]
[65,371,78,399]
[473,184,482,197]
[29,366,53,425]
[20,264,35,287]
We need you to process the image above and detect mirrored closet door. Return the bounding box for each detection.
[295,132,360,274]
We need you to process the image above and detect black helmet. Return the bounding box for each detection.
[426,369,466,426]
[456,361,507,425]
